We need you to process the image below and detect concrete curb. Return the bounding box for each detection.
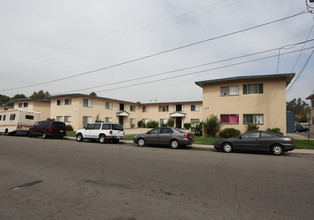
[66,137,314,155]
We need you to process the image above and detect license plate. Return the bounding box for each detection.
[60,130,63,132]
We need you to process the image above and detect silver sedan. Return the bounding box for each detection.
[133,127,194,149]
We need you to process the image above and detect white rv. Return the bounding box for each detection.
[0,109,40,135]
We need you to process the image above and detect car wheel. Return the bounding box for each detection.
[222,142,232,153]
[5,129,9,136]
[28,131,32,138]
[271,144,283,155]
[137,138,145,147]
[99,134,106,143]
[76,133,83,142]
[42,133,47,139]
[170,139,179,149]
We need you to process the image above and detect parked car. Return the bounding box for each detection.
[214,130,295,155]
[133,127,194,149]
[295,124,309,133]
[28,121,66,139]
[76,122,124,143]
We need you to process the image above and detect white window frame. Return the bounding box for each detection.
[56,116,63,122]
[105,117,112,123]
[83,99,93,108]
[220,86,239,96]
[64,116,71,122]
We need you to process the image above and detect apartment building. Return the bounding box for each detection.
[306,93,314,132]
[195,73,295,135]
[13,98,51,121]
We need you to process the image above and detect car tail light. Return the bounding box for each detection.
[49,128,52,133]
[184,134,189,138]
[110,130,113,134]
[289,139,293,143]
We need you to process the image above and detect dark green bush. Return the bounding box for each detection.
[147,120,159,128]
[167,118,175,127]
[184,123,191,130]
[219,128,241,138]
[267,128,283,135]
[66,124,74,131]
[137,120,143,128]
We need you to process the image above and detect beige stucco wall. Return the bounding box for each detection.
[201,77,287,135]
[14,101,50,121]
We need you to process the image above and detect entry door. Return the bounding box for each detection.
[119,116,124,125]
[175,117,182,128]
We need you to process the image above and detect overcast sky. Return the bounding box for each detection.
[0,0,313,103]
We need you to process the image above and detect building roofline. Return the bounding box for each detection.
[11,98,50,103]
[141,101,202,105]
[306,93,314,100]
[48,93,138,104]
[195,73,295,88]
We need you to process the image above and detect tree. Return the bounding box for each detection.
[286,98,310,122]
[89,92,97,97]
[203,115,221,137]
[30,90,50,99]
[0,94,10,104]
[11,94,27,100]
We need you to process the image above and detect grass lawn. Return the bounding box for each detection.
[294,140,314,149]
[66,131,76,137]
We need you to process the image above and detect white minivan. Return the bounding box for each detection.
[76,123,124,143]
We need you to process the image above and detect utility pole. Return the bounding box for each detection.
[309,110,311,140]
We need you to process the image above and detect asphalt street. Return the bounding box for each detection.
[0,136,314,220]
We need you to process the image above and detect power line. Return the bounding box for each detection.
[91,46,314,94]
[0,10,307,92]
[62,39,314,94]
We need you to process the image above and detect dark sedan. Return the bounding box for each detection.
[214,130,295,155]
[133,127,193,149]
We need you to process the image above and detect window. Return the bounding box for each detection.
[142,119,149,124]
[191,105,200,111]
[105,117,112,123]
[312,100,314,108]
[83,116,92,126]
[242,131,260,139]
[130,105,136,112]
[83,99,92,108]
[65,99,72,105]
[119,103,125,111]
[102,124,111,130]
[105,102,113,110]
[142,106,149,112]
[64,116,71,122]
[148,128,161,134]
[112,124,124,131]
[18,103,23,108]
[261,132,272,138]
[160,118,167,126]
[23,103,28,108]
[10,114,16,120]
[56,116,63,122]
[130,118,135,125]
[221,86,239,96]
[191,119,200,124]
[175,105,183,111]
[159,105,169,112]
[0,115,2,120]
[243,114,264,124]
[220,114,239,124]
[3,115,6,121]
[243,84,263,94]
[161,128,173,133]
[25,115,34,120]
[57,100,63,106]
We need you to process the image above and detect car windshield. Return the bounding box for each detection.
[112,124,124,131]
[52,122,65,128]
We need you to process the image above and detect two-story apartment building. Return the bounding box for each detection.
[195,73,295,135]
[13,98,51,121]
[306,93,314,132]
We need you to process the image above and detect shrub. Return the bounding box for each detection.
[203,115,221,137]
[131,124,135,128]
[167,118,175,127]
[246,123,259,132]
[219,128,241,138]
[66,124,73,131]
[267,127,283,135]
[137,120,143,128]
[191,121,203,136]
[184,123,191,130]
[147,120,159,128]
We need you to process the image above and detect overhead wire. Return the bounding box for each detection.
[91,46,314,94]
[61,39,314,94]
[0,10,308,92]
